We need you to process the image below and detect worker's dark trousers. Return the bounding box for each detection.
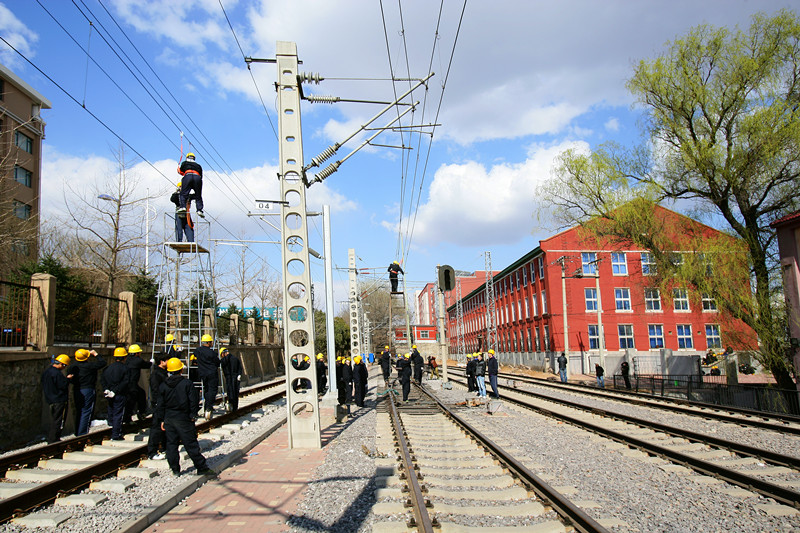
[390,276,398,292]
[147,414,165,457]
[413,365,423,383]
[354,382,366,406]
[179,174,204,212]
[47,402,67,443]
[224,377,240,411]
[400,376,411,400]
[201,374,218,412]
[107,394,127,439]
[164,417,208,474]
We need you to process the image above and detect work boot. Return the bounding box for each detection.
[197,210,205,218]
[204,410,212,420]
[175,207,186,214]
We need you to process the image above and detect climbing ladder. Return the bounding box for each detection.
[150,219,219,398]
[388,291,410,350]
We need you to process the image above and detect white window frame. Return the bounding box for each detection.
[611,252,628,275]
[701,293,718,312]
[648,324,664,349]
[584,287,598,311]
[614,288,632,311]
[644,288,662,312]
[677,324,693,349]
[588,324,599,350]
[641,252,656,275]
[543,325,551,351]
[538,257,545,279]
[673,288,690,312]
[705,324,722,349]
[618,324,635,349]
[541,290,547,314]
[582,252,598,275]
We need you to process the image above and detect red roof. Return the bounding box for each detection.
[770,209,800,229]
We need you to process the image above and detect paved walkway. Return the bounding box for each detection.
[145,406,336,533]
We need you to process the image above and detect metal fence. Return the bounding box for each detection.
[238,319,249,344]
[54,287,124,346]
[614,374,800,416]
[0,280,35,348]
[136,300,159,345]
[254,320,264,345]
[217,315,231,338]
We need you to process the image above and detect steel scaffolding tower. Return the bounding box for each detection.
[485,251,497,353]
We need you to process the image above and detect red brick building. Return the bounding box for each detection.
[417,270,497,326]
[446,207,756,374]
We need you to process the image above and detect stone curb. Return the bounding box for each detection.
[113,415,287,533]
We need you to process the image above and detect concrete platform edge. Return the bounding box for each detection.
[112,415,288,533]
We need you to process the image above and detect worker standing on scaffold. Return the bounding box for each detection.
[170,181,195,242]
[388,260,404,293]
[177,152,204,218]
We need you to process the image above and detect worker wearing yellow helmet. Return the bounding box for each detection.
[42,354,72,443]
[194,333,220,420]
[158,358,215,477]
[67,348,105,436]
[102,347,130,440]
[353,355,368,407]
[338,354,353,405]
[388,260,404,293]
[177,151,204,219]
[411,345,423,385]
[124,344,152,423]
[396,350,413,402]
[379,345,393,387]
[220,346,243,412]
[316,353,327,394]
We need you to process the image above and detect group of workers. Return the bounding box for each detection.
[41,333,242,477]
[334,355,369,407]
[465,350,499,399]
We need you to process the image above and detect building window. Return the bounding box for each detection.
[14,166,32,187]
[648,324,664,349]
[541,290,547,314]
[588,324,599,349]
[515,271,520,290]
[615,288,632,311]
[705,324,722,349]
[611,252,628,275]
[618,324,635,349]
[582,252,597,274]
[538,257,544,279]
[641,252,656,275]
[513,332,518,351]
[530,262,536,282]
[14,131,33,153]
[13,202,31,219]
[677,324,693,349]
[419,330,430,339]
[527,328,532,352]
[585,288,598,311]
[11,240,29,256]
[523,267,527,285]
[701,293,717,312]
[669,252,684,267]
[673,288,690,311]
[644,288,661,311]
[534,326,541,351]
[543,325,551,351]
[517,300,522,322]
[532,293,539,316]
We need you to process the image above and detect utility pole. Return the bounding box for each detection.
[276,41,320,448]
[323,205,336,397]
[348,248,361,358]
[484,251,497,353]
[436,265,449,382]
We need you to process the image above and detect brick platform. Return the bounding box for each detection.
[145,408,333,533]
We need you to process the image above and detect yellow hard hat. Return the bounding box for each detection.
[404,352,410,358]
[201,334,213,342]
[385,345,389,349]
[336,356,342,362]
[316,353,324,360]
[165,334,175,342]
[55,354,70,365]
[74,349,89,362]
[220,347,229,354]
[190,354,197,361]
[489,349,495,355]
[114,347,128,357]
[166,357,184,372]
[186,152,195,160]
[393,260,399,264]
[128,344,142,354]
[412,345,416,349]
[354,355,362,364]
[176,181,182,188]
[304,355,310,361]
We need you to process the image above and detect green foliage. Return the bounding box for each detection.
[125,268,158,302]
[545,10,800,388]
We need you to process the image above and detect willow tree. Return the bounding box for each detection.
[544,10,800,389]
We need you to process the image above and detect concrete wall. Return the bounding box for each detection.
[0,344,285,451]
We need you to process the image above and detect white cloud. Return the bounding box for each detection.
[0,3,37,68]
[384,140,588,247]
[604,117,620,132]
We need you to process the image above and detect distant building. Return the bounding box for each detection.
[446,206,756,372]
[417,270,497,326]
[0,63,51,275]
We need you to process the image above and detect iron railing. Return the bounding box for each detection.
[54,287,124,346]
[136,300,159,345]
[0,280,35,348]
[238,319,249,344]
[216,315,231,338]
[614,374,800,416]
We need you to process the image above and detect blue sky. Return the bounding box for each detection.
[1,0,793,316]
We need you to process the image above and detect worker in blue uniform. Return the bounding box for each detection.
[177,152,204,218]
[170,181,195,242]
[67,348,106,436]
[220,347,242,412]
[102,347,130,440]
[352,355,368,407]
[193,334,220,420]
[396,352,412,401]
[41,354,72,443]
[388,261,404,293]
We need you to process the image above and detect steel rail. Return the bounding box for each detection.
[452,367,800,434]
[493,368,800,428]
[450,377,800,509]
[386,391,434,532]
[416,385,609,533]
[0,386,286,523]
[0,379,284,476]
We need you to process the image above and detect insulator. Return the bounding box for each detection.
[310,144,339,168]
[300,72,324,84]
[312,161,341,184]
[306,94,340,104]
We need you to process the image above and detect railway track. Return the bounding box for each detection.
[475,368,800,433]
[0,378,286,525]
[371,382,610,532]
[446,374,800,509]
